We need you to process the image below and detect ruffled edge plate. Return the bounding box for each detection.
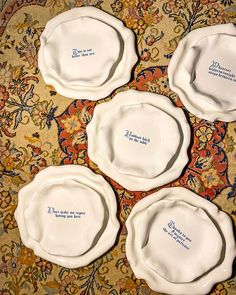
[168,23,236,122]
[126,187,236,295]
[87,90,191,191]
[38,7,137,100]
[14,165,120,268]
[137,199,223,283]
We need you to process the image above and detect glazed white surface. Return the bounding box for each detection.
[139,199,223,283]
[87,90,190,191]
[168,23,236,122]
[24,179,105,257]
[43,17,120,87]
[15,165,120,268]
[38,7,137,100]
[126,187,236,295]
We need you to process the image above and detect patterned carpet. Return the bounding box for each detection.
[0,0,235,294]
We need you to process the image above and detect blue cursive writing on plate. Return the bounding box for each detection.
[163,220,192,250]
[208,60,236,82]
[47,206,85,219]
[72,48,82,58]
[72,48,95,58]
[210,60,231,72]
[124,130,150,145]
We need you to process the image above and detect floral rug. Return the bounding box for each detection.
[0,0,235,294]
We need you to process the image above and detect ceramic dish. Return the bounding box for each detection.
[15,165,120,268]
[87,90,190,191]
[126,187,236,295]
[38,7,137,100]
[168,23,236,122]
[139,199,223,284]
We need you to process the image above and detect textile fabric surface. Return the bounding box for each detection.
[0,0,235,294]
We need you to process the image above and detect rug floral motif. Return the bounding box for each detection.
[0,0,235,294]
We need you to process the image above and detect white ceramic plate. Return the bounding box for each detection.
[126,187,236,295]
[15,165,120,268]
[138,199,222,283]
[24,180,105,257]
[38,7,137,100]
[168,23,236,122]
[87,90,190,191]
